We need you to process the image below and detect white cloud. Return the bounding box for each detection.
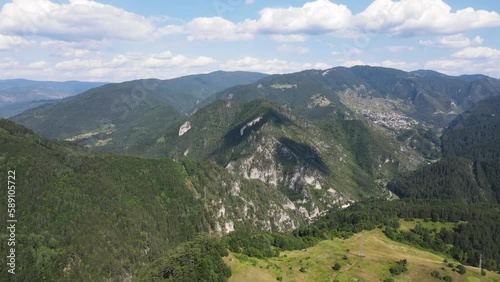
[358,0,500,36]
[28,61,47,68]
[0,0,155,41]
[419,33,484,49]
[424,59,470,71]
[425,50,500,78]
[54,58,106,71]
[419,34,484,48]
[437,34,482,48]
[270,34,308,42]
[379,60,418,70]
[153,17,254,41]
[40,40,111,58]
[276,44,309,54]
[242,0,354,34]
[0,34,34,50]
[185,17,253,41]
[245,0,255,4]
[142,51,217,68]
[0,57,19,69]
[451,46,500,59]
[220,56,330,73]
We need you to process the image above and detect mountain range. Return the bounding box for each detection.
[0,79,106,117]
[2,66,500,281]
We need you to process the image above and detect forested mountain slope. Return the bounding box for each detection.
[0,119,322,281]
[10,71,267,142]
[388,95,500,202]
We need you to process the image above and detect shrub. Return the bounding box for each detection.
[332,263,341,271]
[431,270,441,279]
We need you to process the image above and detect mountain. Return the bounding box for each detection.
[12,67,500,162]
[206,66,500,127]
[10,71,267,145]
[388,95,500,202]
[138,99,425,221]
[0,79,106,117]
[0,119,325,280]
[201,66,500,160]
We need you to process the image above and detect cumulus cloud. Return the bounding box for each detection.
[221,56,330,73]
[155,0,500,42]
[0,57,19,69]
[0,50,218,81]
[438,34,483,48]
[27,61,48,69]
[143,51,217,68]
[242,0,353,34]
[451,46,500,59]
[379,60,418,70]
[357,0,500,36]
[419,34,484,48]
[0,34,35,50]
[184,17,253,41]
[425,47,500,77]
[0,0,155,41]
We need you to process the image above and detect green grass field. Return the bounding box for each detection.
[398,219,457,232]
[224,229,500,282]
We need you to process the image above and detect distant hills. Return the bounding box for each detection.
[12,66,500,161]
[11,71,267,141]
[0,79,106,117]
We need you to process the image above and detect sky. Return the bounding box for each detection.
[0,0,499,82]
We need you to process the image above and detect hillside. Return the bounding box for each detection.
[10,71,266,147]
[162,100,424,218]
[0,79,106,117]
[204,66,500,160]
[0,119,324,281]
[225,229,500,282]
[207,67,500,127]
[139,199,500,281]
[388,95,500,203]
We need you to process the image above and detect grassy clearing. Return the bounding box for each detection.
[399,219,457,232]
[225,229,500,282]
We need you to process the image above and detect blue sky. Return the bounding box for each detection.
[0,0,499,82]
